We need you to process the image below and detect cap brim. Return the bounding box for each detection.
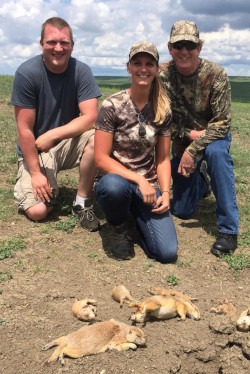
[129,50,158,61]
[170,35,199,43]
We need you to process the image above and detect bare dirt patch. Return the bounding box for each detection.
[1,189,249,374]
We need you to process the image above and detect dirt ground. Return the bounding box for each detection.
[0,181,249,374]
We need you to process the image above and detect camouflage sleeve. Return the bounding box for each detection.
[95,98,116,133]
[159,68,193,143]
[186,70,231,159]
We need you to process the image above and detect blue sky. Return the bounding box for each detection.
[1,0,250,76]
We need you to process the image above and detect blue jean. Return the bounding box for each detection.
[94,173,178,263]
[171,133,239,234]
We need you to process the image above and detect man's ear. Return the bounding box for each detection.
[40,39,43,51]
[127,62,131,74]
[197,44,202,55]
[167,42,172,55]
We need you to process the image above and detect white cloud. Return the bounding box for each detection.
[0,0,249,76]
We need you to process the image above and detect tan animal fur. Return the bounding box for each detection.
[127,295,200,323]
[236,308,250,332]
[111,284,135,307]
[211,300,250,332]
[42,319,146,366]
[210,299,237,317]
[149,286,196,302]
[72,298,97,321]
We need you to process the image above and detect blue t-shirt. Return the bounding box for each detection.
[11,55,101,157]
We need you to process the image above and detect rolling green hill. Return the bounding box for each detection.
[1,75,249,103]
[95,76,250,103]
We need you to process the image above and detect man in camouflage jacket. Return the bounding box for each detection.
[160,20,239,256]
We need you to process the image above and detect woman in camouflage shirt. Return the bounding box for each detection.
[94,41,178,263]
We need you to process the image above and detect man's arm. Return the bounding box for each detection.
[16,106,53,202]
[185,71,231,159]
[35,98,99,152]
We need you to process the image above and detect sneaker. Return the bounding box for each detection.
[200,161,212,198]
[107,222,134,260]
[211,233,238,256]
[72,199,100,232]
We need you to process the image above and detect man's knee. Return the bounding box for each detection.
[171,201,193,220]
[84,134,94,152]
[25,203,52,221]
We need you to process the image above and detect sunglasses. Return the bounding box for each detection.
[171,41,198,51]
[138,113,146,137]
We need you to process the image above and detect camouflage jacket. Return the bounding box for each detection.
[159,59,231,160]
[95,90,172,187]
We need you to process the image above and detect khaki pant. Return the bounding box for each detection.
[14,130,94,211]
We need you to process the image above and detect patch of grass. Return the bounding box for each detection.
[40,223,52,234]
[220,252,250,271]
[176,257,193,267]
[86,252,98,258]
[32,264,52,273]
[0,271,13,282]
[54,215,78,233]
[0,187,15,219]
[0,75,14,98]
[145,259,155,269]
[1,319,9,326]
[166,275,180,286]
[0,237,26,259]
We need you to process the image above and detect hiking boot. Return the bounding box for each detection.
[107,222,134,260]
[200,161,212,198]
[72,199,100,232]
[211,233,238,256]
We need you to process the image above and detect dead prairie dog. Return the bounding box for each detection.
[149,286,196,302]
[210,299,237,317]
[236,308,250,332]
[111,284,135,307]
[42,319,146,366]
[128,295,200,323]
[72,298,97,321]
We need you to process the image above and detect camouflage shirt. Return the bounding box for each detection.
[159,59,231,160]
[95,90,172,187]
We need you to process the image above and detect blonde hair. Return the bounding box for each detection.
[150,76,171,125]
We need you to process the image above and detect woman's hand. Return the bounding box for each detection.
[137,177,157,205]
[151,194,170,214]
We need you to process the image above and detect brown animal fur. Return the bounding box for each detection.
[236,308,250,332]
[111,284,135,307]
[71,298,97,321]
[149,286,196,302]
[42,319,146,366]
[127,295,200,323]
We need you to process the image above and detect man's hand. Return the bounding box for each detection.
[178,151,197,178]
[189,129,205,141]
[35,130,56,153]
[31,172,53,202]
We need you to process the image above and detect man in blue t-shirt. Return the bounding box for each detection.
[11,17,101,231]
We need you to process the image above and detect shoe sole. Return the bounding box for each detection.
[211,247,235,257]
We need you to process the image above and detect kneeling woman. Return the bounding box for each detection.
[94,41,178,263]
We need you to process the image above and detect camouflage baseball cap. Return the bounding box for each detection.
[129,41,159,62]
[169,20,200,43]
